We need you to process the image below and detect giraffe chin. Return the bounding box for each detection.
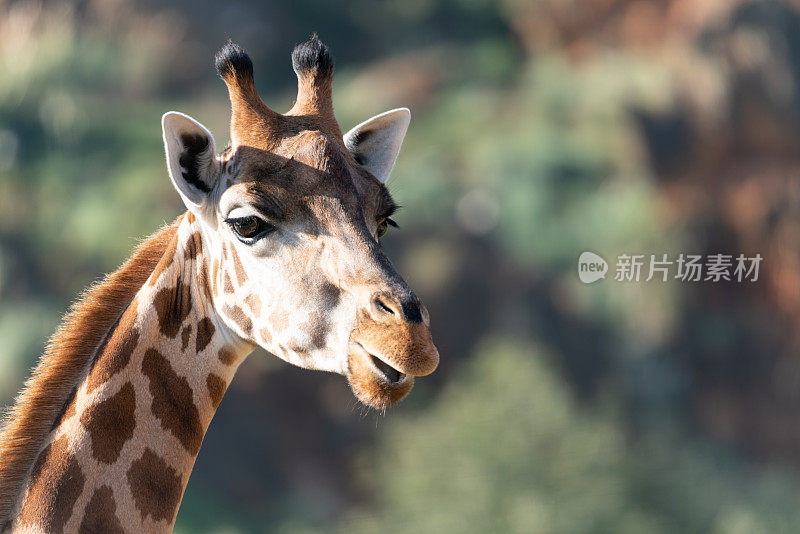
[346,342,415,410]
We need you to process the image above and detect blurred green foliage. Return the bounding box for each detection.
[2,1,800,533]
[332,338,800,533]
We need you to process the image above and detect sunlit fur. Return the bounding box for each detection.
[0,221,179,526]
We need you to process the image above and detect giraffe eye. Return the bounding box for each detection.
[376,217,397,239]
[226,215,274,242]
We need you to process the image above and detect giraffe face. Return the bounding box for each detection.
[162,109,438,410]
[160,38,439,409]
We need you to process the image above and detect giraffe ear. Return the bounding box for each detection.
[344,108,410,184]
[162,111,219,209]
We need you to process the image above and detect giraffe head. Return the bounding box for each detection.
[160,36,438,409]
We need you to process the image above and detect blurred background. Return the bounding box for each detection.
[3,0,800,531]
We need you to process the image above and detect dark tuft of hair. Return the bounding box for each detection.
[291,33,334,81]
[215,40,254,81]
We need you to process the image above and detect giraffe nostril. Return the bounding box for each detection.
[373,295,396,316]
[369,292,424,322]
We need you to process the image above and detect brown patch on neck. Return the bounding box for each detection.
[80,486,124,534]
[148,233,178,287]
[80,382,136,464]
[195,317,216,353]
[218,348,236,366]
[206,374,226,409]
[15,436,85,533]
[153,283,192,339]
[142,349,204,455]
[181,324,192,352]
[126,448,183,524]
[0,217,181,525]
[86,299,140,393]
[184,231,202,260]
[198,260,213,302]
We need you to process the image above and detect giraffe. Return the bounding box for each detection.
[0,35,439,532]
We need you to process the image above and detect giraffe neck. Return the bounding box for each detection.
[8,213,253,533]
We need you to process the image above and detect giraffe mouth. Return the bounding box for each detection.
[369,354,405,384]
[353,342,408,385]
[346,342,414,409]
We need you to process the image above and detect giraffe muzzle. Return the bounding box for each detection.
[345,292,439,409]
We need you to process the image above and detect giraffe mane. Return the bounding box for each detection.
[0,216,182,524]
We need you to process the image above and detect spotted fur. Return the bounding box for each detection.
[0,220,178,525]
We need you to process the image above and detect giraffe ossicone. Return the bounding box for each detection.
[0,35,438,533]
